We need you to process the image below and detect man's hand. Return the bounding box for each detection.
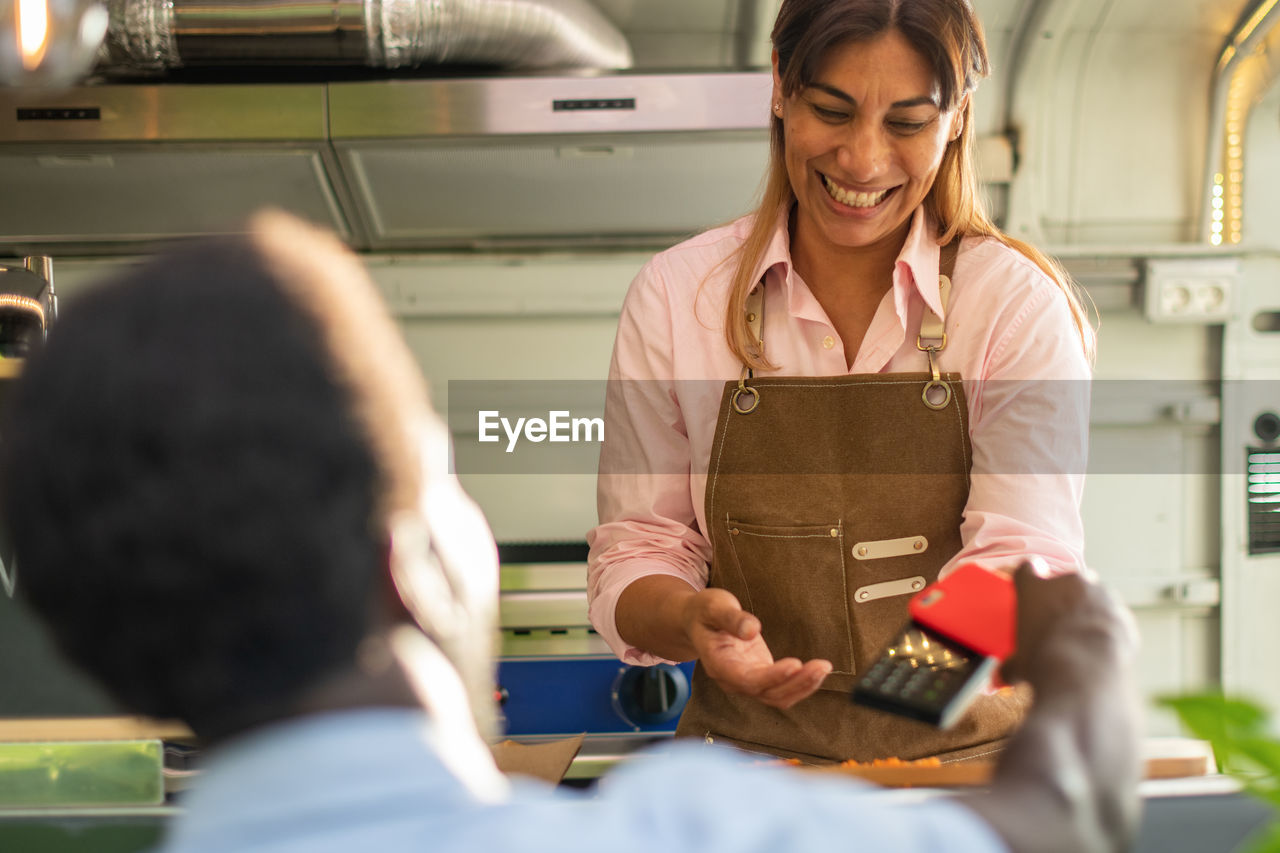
[999,561,1138,696]
[681,588,831,709]
[960,562,1142,853]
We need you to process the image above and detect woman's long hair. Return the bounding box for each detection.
[724,0,1095,370]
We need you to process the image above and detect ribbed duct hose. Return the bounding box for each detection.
[97,0,633,72]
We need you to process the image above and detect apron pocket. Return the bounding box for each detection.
[721,517,854,676]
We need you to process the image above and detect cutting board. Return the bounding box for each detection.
[0,717,194,743]
[812,752,1210,787]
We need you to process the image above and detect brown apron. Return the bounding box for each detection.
[674,245,1028,764]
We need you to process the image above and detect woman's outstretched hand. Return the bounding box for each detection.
[681,588,832,709]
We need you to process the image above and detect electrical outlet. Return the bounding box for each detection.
[1143,259,1238,323]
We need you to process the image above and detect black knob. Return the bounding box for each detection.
[1255,412,1280,443]
[638,667,674,715]
[612,663,690,727]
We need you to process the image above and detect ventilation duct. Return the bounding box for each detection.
[96,0,633,74]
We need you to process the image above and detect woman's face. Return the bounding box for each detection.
[774,29,963,256]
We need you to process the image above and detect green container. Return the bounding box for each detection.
[0,740,163,808]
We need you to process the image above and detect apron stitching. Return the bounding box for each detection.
[706,393,736,525]
[738,379,948,389]
[722,513,758,615]
[732,532,841,539]
[948,384,969,473]
[939,745,1005,764]
[836,520,855,674]
[724,515,854,676]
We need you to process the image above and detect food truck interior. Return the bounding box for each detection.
[0,0,1278,850]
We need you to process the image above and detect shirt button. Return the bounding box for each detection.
[822,336,835,350]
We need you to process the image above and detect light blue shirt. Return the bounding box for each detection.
[162,708,1008,853]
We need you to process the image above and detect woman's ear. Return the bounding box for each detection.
[771,50,784,119]
[950,94,970,141]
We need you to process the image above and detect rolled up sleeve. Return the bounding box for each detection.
[587,258,713,665]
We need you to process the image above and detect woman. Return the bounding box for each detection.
[587,0,1093,764]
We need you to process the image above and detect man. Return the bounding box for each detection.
[0,211,1141,853]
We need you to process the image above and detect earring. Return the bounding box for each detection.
[773,101,783,116]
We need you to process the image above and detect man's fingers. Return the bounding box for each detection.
[1012,561,1086,615]
[1005,563,1124,684]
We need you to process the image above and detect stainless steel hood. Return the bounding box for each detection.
[327,73,774,249]
[0,73,775,253]
[0,83,347,253]
[0,70,1012,254]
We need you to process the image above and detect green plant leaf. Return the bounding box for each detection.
[1158,693,1278,775]
[1159,692,1280,826]
[1237,816,1280,853]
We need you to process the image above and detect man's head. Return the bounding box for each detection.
[0,212,498,742]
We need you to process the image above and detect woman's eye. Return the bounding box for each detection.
[811,105,848,122]
[888,120,927,134]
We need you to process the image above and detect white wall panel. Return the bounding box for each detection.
[1045,32,1216,244]
[368,255,636,542]
[1243,82,1280,250]
[1136,609,1220,735]
[1007,0,1233,246]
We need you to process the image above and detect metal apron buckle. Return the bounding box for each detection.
[732,367,759,414]
[916,334,952,410]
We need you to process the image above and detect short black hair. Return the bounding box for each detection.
[0,234,384,740]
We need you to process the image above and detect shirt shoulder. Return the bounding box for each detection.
[956,235,1060,304]
[633,215,753,304]
[614,216,757,368]
[953,236,1090,378]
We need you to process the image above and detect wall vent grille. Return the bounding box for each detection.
[1248,448,1280,555]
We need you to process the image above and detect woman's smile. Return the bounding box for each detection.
[819,173,896,213]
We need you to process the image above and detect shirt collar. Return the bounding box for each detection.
[894,206,945,327]
[750,205,795,299]
[750,205,946,328]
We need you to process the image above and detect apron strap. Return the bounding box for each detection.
[734,283,766,414]
[917,238,960,347]
[745,284,765,355]
[916,238,960,410]
[737,238,961,414]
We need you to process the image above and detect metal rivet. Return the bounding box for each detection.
[730,527,739,535]
[912,580,924,590]
[746,312,757,323]
[856,546,868,557]
[857,591,870,601]
[829,528,839,538]
[705,735,715,744]
[913,539,924,550]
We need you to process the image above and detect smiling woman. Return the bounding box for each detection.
[587,0,1097,766]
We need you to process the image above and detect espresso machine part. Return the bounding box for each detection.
[0,257,55,359]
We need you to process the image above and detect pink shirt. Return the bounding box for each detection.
[587,206,1092,666]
